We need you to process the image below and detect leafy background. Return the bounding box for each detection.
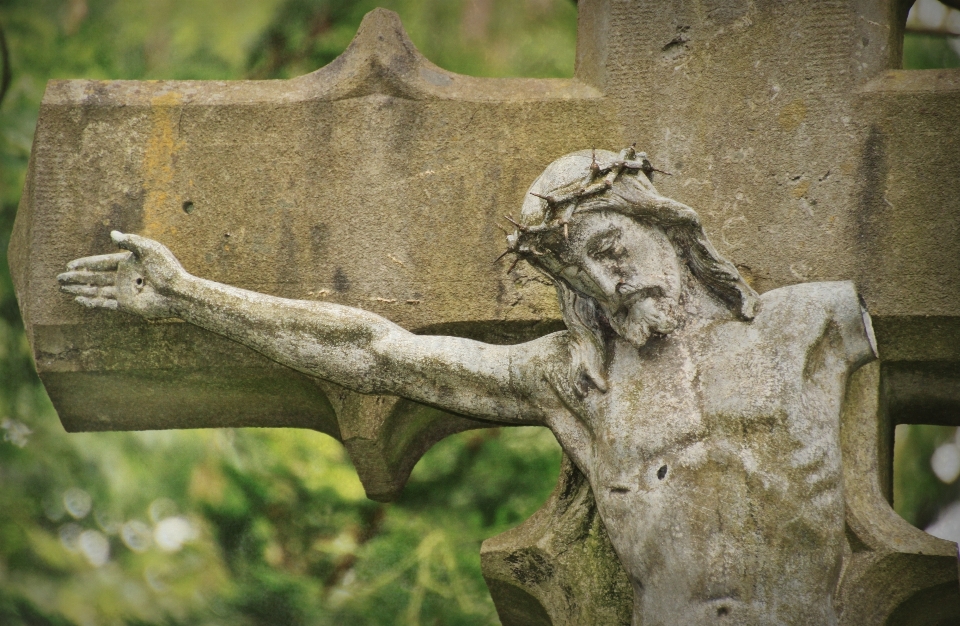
[0,1,958,625]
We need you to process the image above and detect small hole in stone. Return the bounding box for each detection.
[135,277,144,286]
[182,200,195,214]
[657,465,668,480]
[717,606,729,616]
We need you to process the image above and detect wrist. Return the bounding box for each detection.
[162,269,193,312]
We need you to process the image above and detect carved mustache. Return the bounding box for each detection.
[607,282,679,343]
[615,281,667,304]
[616,281,667,314]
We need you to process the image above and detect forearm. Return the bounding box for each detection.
[164,274,559,422]
[61,231,559,423]
[167,272,392,392]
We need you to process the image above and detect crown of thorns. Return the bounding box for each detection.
[497,146,669,274]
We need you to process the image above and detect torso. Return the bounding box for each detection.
[544,282,872,625]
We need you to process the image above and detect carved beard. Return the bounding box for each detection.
[606,295,682,348]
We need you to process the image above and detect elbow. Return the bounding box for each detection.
[343,340,396,396]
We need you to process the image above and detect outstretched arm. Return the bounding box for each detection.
[58,232,565,424]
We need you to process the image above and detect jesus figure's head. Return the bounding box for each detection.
[505,149,760,395]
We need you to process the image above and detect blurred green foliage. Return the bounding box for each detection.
[2,1,960,625]
[872,18,960,540]
[0,1,574,624]
[894,425,960,528]
[891,31,960,533]
[903,32,960,69]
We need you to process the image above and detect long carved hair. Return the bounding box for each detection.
[508,150,760,396]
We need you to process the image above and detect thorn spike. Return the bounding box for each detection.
[530,192,556,205]
[504,215,526,231]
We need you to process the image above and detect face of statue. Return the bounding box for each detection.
[556,211,684,348]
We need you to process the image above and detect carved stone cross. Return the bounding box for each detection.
[9,2,960,623]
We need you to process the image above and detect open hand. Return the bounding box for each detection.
[57,231,186,319]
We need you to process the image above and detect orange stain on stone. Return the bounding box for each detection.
[142,91,184,237]
[791,179,811,199]
[778,99,806,133]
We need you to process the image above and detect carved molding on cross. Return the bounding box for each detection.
[10,2,960,623]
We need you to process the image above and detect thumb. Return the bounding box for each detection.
[110,231,185,275]
[111,231,148,258]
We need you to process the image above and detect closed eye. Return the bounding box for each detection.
[590,236,624,261]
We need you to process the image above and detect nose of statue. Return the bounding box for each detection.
[583,269,619,300]
[617,281,666,300]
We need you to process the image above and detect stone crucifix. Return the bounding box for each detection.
[57,147,876,624]
[10,2,960,624]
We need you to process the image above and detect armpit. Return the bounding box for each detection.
[507,331,579,419]
[827,281,878,368]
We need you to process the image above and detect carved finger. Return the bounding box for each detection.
[75,296,119,310]
[64,285,118,299]
[61,284,99,297]
[57,270,116,287]
[66,252,129,272]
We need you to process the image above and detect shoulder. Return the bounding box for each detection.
[758,281,860,318]
[508,330,586,417]
[754,281,877,366]
[509,330,573,381]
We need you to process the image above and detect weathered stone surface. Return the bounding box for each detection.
[576,0,960,390]
[51,148,882,624]
[8,8,610,438]
[484,362,960,625]
[10,1,960,624]
[329,387,495,502]
[837,362,960,625]
[481,455,633,626]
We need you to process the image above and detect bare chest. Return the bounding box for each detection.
[580,320,846,481]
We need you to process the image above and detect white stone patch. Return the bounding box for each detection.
[63,487,92,519]
[677,440,707,468]
[926,501,960,544]
[59,522,83,551]
[121,520,153,552]
[931,442,960,484]
[78,529,110,567]
[907,0,960,55]
[154,516,198,552]
[1,418,32,447]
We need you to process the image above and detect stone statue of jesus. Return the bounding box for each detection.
[58,148,876,625]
